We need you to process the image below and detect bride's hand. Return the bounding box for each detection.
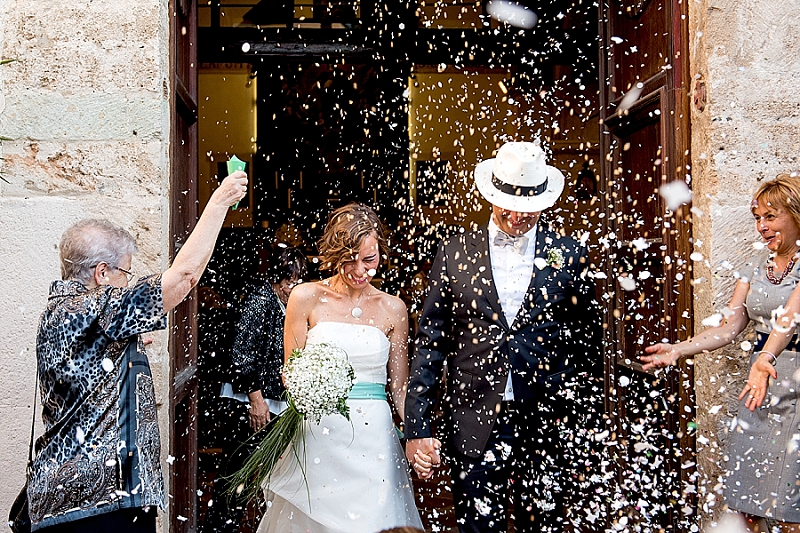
[413,450,435,476]
[406,438,441,480]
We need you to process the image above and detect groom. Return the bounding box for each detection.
[405,141,603,533]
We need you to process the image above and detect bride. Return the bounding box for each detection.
[257,203,425,533]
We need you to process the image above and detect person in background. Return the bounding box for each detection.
[642,173,800,532]
[203,246,308,533]
[28,172,247,532]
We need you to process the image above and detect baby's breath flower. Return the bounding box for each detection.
[546,248,564,269]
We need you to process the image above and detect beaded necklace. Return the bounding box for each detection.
[766,253,799,285]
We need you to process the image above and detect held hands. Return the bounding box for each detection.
[738,353,778,412]
[405,437,442,480]
[641,343,681,371]
[211,171,248,208]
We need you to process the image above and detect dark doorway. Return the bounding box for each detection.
[169,0,699,531]
[254,60,409,245]
[192,53,412,533]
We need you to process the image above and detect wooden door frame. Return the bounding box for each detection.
[598,0,695,528]
[169,0,200,530]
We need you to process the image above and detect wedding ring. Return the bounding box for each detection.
[749,395,755,399]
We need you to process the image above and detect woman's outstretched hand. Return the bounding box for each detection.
[641,343,681,371]
[739,354,778,411]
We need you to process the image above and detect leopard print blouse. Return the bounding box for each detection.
[28,276,167,530]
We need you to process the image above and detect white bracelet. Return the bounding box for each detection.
[759,351,778,367]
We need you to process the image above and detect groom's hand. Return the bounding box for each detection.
[406,437,441,480]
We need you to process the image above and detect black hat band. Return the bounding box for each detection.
[492,174,548,197]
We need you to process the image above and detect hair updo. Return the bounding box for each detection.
[317,203,387,273]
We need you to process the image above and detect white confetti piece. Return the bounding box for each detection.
[486,1,537,29]
[659,181,693,211]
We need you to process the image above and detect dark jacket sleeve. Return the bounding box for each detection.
[230,286,284,397]
[570,246,604,381]
[404,240,452,440]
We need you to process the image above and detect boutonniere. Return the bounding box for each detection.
[534,248,565,270]
[546,248,564,269]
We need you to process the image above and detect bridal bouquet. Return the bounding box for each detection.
[228,343,355,502]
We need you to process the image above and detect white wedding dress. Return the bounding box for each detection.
[257,321,424,533]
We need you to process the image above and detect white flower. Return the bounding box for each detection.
[284,343,356,424]
[231,343,356,501]
[546,248,564,269]
[474,497,492,516]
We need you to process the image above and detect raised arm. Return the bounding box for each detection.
[385,296,410,422]
[739,279,800,410]
[641,279,751,370]
[161,171,247,312]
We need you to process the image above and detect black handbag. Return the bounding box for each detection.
[8,483,30,533]
[8,368,37,533]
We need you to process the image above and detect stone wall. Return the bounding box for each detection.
[0,0,172,529]
[689,0,800,525]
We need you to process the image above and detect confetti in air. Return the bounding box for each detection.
[659,180,693,211]
[485,0,538,29]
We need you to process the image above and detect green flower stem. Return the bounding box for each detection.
[226,399,305,504]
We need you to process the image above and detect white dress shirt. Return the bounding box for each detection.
[487,218,537,401]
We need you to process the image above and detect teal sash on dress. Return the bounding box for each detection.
[349,382,387,400]
[348,382,404,439]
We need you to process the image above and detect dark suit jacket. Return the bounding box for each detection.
[230,283,286,400]
[405,222,603,458]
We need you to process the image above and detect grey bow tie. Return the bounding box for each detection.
[493,231,529,254]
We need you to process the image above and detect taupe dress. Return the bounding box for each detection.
[725,256,800,521]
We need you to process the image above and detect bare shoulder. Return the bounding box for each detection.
[375,290,408,318]
[288,281,331,306]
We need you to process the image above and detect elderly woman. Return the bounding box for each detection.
[642,173,800,532]
[28,172,247,533]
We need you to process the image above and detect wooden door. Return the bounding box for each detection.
[170,0,199,530]
[598,0,695,530]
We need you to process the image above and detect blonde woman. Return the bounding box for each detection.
[643,174,800,532]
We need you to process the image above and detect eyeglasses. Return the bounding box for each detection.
[90,263,135,283]
[115,266,135,283]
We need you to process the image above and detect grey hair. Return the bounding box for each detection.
[59,219,138,284]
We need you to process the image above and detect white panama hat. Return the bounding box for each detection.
[474,142,565,212]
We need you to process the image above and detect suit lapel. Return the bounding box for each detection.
[532,223,551,297]
[468,227,509,330]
